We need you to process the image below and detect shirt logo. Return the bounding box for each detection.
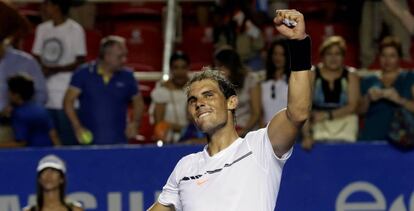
[196,179,208,186]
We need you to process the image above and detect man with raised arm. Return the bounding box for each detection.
[148,9,313,211]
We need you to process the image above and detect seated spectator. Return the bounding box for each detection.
[150,51,191,143]
[302,36,360,150]
[358,36,414,141]
[64,36,144,145]
[214,48,261,136]
[260,39,289,126]
[0,75,60,148]
[0,1,47,143]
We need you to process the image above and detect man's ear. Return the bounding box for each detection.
[227,95,238,110]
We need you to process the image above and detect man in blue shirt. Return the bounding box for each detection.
[0,1,47,142]
[0,75,60,147]
[0,46,47,112]
[64,35,144,145]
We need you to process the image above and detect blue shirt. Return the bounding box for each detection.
[360,71,414,141]
[0,47,47,111]
[70,62,139,144]
[12,103,54,147]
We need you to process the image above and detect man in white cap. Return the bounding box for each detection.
[24,155,83,211]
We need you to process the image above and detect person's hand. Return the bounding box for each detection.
[125,122,138,140]
[74,126,92,144]
[312,111,328,123]
[382,88,402,104]
[273,9,306,40]
[301,136,314,151]
[367,87,383,102]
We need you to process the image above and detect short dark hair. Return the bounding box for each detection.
[45,0,71,16]
[98,35,126,59]
[185,68,237,121]
[170,51,190,66]
[214,48,246,89]
[379,36,403,58]
[7,75,34,102]
[185,68,237,99]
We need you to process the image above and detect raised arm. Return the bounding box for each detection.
[267,10,313,157]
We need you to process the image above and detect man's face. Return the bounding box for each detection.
[171,59,189,87]
[104,43,128,71]
[43,1,58,19]
[187,79,236,134]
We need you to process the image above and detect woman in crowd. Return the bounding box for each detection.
[260,38,289,126]
[358,36,414,141]
[150,51,190,143]
[302,36,360,150]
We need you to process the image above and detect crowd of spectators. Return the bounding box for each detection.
[0,0,413,149]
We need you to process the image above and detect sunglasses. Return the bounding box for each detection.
[271,84,275,99]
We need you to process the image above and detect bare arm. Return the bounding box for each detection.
[331,71,360,118]
[268,10,313,157]
[63,86,83,142]
[126,94,145,139]
[49,128,61,146]
[147,202,175,211]
[132,94,144,126]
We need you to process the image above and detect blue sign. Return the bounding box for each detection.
[0,143,413,211]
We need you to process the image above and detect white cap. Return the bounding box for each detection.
[37,155,66,174]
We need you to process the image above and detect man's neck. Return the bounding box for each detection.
[52,16,67,26]
[207,126,239,156]
[99,63,115,76]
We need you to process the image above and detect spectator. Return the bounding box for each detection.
[0,1,47,143]
[302,36,360,150]
[23,154,83,211]
[260,39,289,126]
[32,0,86,145]
[150,51,191,143]
[214,48,261,136]
[358,36,414,141]
[0,75,60,148]
[64,36,144,145]
[213,0,265,70]
[359,0,411,67]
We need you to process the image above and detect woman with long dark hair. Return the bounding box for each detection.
[24,155,83,211]
[260,39,289,125]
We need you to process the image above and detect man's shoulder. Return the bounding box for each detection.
[244,128,267,140]
[66,19,84,31]
[7,48,37,63]
[176,151,204,168]
[37,20,53,30]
